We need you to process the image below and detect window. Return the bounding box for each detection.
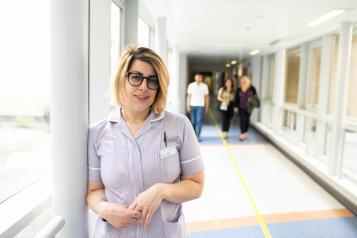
[346,28,357,121]
[282,110,297,138]
[138,17,150,47]
[328,34,339,115]
[307,46,321,107]
[285,47,301,104]
[111,2,121,76]
[343,130,357,182]
[266,54,275,101]
[0,0,50,203]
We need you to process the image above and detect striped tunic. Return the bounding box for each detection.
[88,106,204,238]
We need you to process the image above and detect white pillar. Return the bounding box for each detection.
[316,35,333,155]
[50,0,89,237]
[272,50,286,134]
[155,17,168,64]
[330,22,353,176]
[167,45,180,113]
[179,53,188,114]
[250,56,262,122]
[124,0,139,45]
[89,0,111,123]
[260,56,269,125]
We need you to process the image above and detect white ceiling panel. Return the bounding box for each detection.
[142,0,357,56]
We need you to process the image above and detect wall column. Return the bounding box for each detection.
[50,0,89,237]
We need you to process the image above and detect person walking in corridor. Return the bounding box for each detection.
[186,73,209,141]
[234,76,258,141]
[87,45,204,238]
[217,78,235,139]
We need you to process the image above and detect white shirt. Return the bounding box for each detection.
[187,82,209,106]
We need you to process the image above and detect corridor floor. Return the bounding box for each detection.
[184,112,357,238]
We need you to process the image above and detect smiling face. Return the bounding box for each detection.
[225,78,233,88]
[124,59,158,115]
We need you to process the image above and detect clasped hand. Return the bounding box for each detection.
[128,184,163,228]
[101,184,163,229]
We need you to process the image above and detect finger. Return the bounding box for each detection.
[144,212,153,228]
[132,211,141,219]
[128,201,137,211]
[140,208,148,225]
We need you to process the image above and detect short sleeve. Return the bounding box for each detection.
[204,84,209,95]
[218,87,223,97]
[179,117,204,176]
[88,126,102,182]
[187,83,192,94]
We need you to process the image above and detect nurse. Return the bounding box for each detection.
[87,45,204,237]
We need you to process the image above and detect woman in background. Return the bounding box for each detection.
[217,78,235,139]
[234,76,257,141]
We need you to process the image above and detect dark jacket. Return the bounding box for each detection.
[234,86,257,111]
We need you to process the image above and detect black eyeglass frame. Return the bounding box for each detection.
[126,71,160,90]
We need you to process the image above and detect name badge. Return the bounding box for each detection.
[160,145,178,159]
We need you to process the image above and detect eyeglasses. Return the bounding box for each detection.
[126,72,160,90]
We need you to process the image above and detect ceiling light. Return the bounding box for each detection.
[226,64,231,67]
[307,9,346,27]
[269,38,284,45]
[249,50,260,56]
[231,60,237,65]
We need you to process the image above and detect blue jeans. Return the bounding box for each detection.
[190,106,204,138]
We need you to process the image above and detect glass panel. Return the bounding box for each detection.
[285,47,301,104]
[0,0,50,202]
[347,28,357,120]
[266,54,275,101]
[343,130,357,182]
[138,17,150,47]
[304,117,318,156]
[111,2,121,76]
[282,110,297,138]
[307,47,321,107]
[328,34,339,115]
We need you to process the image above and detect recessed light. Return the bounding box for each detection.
[231,60,237,65]
[226,64,231,67]
[307,9,347,27]
[249,50,260,55]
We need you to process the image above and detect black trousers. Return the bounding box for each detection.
[221,110,233,132]
[239,108,251,133]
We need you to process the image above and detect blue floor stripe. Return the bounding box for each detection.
[189,225,264,238]
[189,217,357,238]
[199,123,267,145]
[268,217,357,238]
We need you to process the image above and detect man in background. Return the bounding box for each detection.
[186,73,209,141]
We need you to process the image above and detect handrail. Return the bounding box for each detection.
[281,103,333,124]
[33,216,65,238]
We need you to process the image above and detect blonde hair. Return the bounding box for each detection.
[240,75,251,88]
[111,44,169,114]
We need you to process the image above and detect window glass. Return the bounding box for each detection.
[267,54,275,101]
[0,0,50,202]
[347,28,357,121]
[343,130,357,182]
[328,34,339,115]
[307,47,321,107]
[285,47,301,104]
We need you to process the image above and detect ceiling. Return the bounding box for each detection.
[142,0,357,57]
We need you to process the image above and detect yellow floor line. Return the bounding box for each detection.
[209,111,272,238]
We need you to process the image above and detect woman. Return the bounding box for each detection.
[87,45,204,238]
[217,78,235,139]
[234,76,257,141]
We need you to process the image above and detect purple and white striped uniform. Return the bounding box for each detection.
[88,106,204,238]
